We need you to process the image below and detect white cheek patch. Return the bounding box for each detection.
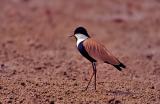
[75,34,88,47]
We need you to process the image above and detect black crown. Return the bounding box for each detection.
[74,27,90,37]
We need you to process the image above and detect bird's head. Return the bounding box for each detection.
[69,27,90,39]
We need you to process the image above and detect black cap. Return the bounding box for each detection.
[74,27,90,37]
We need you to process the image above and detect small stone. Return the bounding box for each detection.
[10,97,13,99]
[34,67,42,70]
[115,100,122,104]
[21,82,26,87]
[21,0,30,3]
[113,18,124,23]
[8,100,12,103]
[150,86,155,89]
[58,97,63,100]
[1,64,5,68]
[12,70,16,75]
[55,65,61,68]
[63,72,67,75]
[74,83,78,86]
[20,100,23,103]
[50,101,55,104]
[108,98,115,104]
[146,54,153,60]
[72,78,76,81]
[0,86,3,89]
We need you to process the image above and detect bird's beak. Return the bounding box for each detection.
[68,34,74,37]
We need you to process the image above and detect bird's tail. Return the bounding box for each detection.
[113,62,126,71]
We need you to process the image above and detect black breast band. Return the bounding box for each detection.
[78,41,96,62]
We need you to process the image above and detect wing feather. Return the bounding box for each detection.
[83,38,120,65]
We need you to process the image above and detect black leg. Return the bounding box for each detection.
[84,70,94,91]
[93,62,97,90]
[84,62,96,91]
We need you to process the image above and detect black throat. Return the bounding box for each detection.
[77,41,96,62]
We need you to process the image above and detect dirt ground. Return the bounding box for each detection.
[0,0,160,104]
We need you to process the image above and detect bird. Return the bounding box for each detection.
[69,26,126,91]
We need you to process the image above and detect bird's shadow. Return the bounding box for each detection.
[106,90,134,96]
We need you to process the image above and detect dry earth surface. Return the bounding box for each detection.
[0,0,160,104]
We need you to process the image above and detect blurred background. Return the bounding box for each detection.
[0,0,160,103]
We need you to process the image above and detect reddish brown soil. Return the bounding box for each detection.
[0,0,160,104]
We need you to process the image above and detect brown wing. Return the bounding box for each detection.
[83,38,120,65]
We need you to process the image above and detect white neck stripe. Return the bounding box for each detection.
[75,33,88,47]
